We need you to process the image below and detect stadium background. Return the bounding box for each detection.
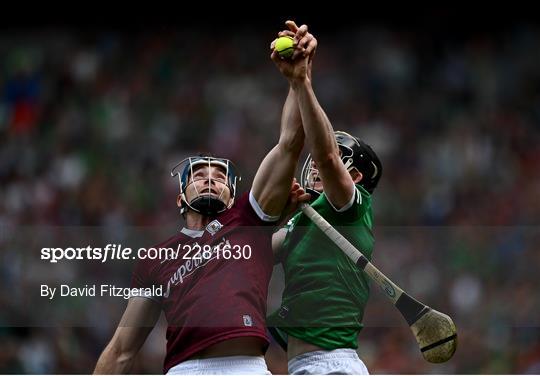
[1,10,540,374]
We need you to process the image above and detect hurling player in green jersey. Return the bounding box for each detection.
[268,21,383,374]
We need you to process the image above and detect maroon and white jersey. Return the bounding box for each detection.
[130,191,277,373]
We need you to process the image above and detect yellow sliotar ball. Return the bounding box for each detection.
[275,36,294,59]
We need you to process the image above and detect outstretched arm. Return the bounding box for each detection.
[251,86,304,219]
[292,78,355,209]
[94,298,161,374]
[252,21,319,220]
[251,22,320,219]
[274,21,355,210]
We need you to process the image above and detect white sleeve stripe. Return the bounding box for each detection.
[327,185,359,212]
[249,190,281,222]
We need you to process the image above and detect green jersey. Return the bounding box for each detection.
[268,184,374,350]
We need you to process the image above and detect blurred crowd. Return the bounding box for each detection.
[1,22,540,373]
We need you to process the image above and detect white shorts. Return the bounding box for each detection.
[166,355,271,375]
[288,349,369,375]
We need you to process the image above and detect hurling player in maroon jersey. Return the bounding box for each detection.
[93,39,316,376]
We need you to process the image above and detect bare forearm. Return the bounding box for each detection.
[94,299,160,374]
[94,344,134,374]
[278,87,304,153]
[291,78,338,164]
[251,88,304,216]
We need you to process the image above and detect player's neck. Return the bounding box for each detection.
[185,211,212,231]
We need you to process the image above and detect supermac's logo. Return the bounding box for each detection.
[163,238,230,298]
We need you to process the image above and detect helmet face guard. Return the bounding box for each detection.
[170,156,241,216]
[300,131,381,198]
[300,155,322,201]
[300,144,356,201]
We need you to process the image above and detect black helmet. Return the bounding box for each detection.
[301,131,382,198]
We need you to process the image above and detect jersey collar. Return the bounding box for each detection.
[180,227,204,238]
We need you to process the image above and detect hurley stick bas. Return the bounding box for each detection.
[301,203,457,363]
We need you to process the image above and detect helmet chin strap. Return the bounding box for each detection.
[190,196,227,216]
[187,194,227,216]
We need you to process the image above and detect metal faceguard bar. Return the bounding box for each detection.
[300,145,355,191]
[170,156,241,214]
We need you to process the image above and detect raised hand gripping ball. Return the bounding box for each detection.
[275,36,294,59]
